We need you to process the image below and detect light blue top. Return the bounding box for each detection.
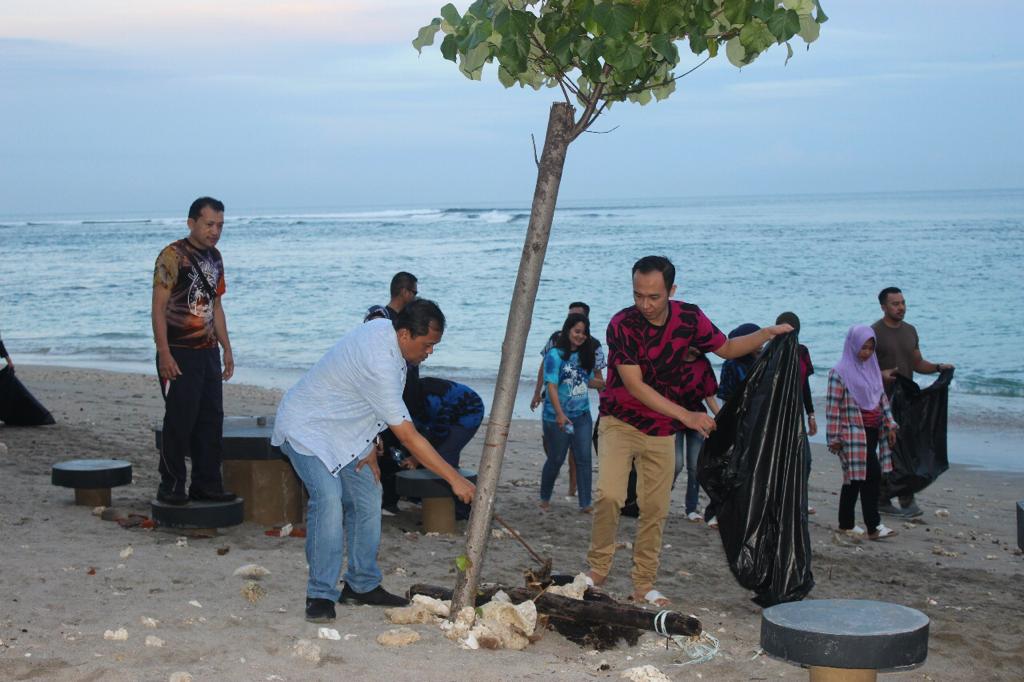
[543,348,594,421]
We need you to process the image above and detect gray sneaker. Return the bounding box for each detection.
[878,502,905,516]
[900,502,924,518]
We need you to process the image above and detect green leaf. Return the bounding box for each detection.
[605,40,645,72]
[465,18,494,51]
[497,64,517,87]
[767,9,801,43]
[723,0,751,26]
[798,13,820,42]
[592,2,637,39]
[440,33,458,62]
[725,36,747,67]
[739,18,774,54]
[439,3,461,27]
[459,41,491,79]
[707,38,719,58]
[412,19,441,54]
[814,0,829,24]
[782,0,815,13]
[784,40,794,65]
[687,32,708,55]
[651,33,678,63]
[455,555,470,572]
[652,79,676,101]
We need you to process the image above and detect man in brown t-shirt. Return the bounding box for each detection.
[151,197,235,505]
[872,287,953,517]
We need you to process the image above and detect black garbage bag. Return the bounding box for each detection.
[0,366,56,426]
[884,369,953,498]
[697,334,813,607]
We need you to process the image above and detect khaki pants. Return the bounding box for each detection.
[586,415,675,593]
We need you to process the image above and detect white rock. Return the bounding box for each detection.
[241,581,267,604]
[279,523,293,537]
[385,604,438,625]
[140,617,159,628]
[491,590,511,603]
[317,628,341,641]
[103,628,128,641]
[168,673,193,682]
[343,634,358,641]
[376,627,421,647]
[91,506,106,517]
[176,537,188,547]
[291,639,321,663]
[119,547,134,559]
[545,573,589,600]
[233,564,271,579]
[145,635,164,648]
[411,594,450,617]
[934,509,950,518]
[621,665,671,682]
[188,600,202,608]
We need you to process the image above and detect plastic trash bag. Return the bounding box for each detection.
[884,369,953,498]
[0,366,56,426]
[697,333,813,607]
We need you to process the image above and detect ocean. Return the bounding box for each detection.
[2,189,1022,470]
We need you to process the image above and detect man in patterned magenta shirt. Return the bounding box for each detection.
[586,255,792,606]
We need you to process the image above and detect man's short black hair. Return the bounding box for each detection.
[568,301,590,316]
[878,286,902,304]
[632,255,675,291]
[390,271,418,298]
[188,197,225,220]
[394,298,445,337]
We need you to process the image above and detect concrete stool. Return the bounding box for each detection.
[761,599,929,681]
[151,497,244,530]
[155,416,305,526]
[395,468,477,534]
[1017,500,1023,552]
[52,459,132,506]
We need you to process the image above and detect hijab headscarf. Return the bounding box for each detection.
[833,324,884,410]
[728,323,761,364]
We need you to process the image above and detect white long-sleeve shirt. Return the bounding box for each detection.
[271,319,410,475]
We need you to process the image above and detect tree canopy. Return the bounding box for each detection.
[415,0,827,136]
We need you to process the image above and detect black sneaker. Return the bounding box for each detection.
[188,488,237,502]
[305,597,336,623]
[339,584,409,607]
[157,488,190,506]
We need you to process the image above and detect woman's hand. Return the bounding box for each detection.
[887,430,897,448]
[530,392,542,411]
[555,412,569,430]
[828,441,843,455]
[807,414,818,436]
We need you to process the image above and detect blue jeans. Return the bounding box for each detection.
[674,429,704,514]
[281,441,382,600]
[540,412,593,508]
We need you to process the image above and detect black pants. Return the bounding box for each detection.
[158,347,224,494]
[838,427,881,533]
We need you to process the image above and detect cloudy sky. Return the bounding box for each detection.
[1,1,1021,216]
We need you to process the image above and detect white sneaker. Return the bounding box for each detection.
[686,511,703,522]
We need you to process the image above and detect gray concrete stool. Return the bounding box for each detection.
[761,599,929,681]
[155,416,304,526]
[395,468,477,534]
[151,497,244,531]
[52,459,132,506]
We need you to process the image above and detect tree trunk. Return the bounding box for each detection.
[411,583,702,637]
[452,102,576,613]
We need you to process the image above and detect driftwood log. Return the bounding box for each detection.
[408,583,701,637]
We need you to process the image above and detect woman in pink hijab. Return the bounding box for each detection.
[826,325,899,540]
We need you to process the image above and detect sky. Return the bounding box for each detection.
[1,1,1021,216]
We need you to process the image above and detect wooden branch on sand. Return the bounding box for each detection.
[408,583,701,638]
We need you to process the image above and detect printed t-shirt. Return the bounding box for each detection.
[153,239,226,349]
[542,348,594,421]
[542,331,607,370]
[407,377,485,443]
[679,355,718,413]
[871,319,919,394]
[600,301,726,436]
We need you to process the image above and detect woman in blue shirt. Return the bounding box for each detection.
[540,313,598,512]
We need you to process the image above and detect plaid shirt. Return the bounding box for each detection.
[825,369,896,484]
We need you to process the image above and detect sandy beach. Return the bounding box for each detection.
[1,365,1022,681]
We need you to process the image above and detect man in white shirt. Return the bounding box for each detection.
[272,299,476,622]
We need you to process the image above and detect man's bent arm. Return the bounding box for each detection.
[912,348,951,374]
[714,323,792,360]
[618,365,704,428]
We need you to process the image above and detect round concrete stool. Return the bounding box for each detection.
[395,468,477,534]
[52,459,132,506]
[154,416,302,526]
[761,599,929,681]
[151,497,244,530]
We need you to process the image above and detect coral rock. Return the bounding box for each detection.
[376,627,421,647]
[621,665,671,682]
[103,628,128,641]
[291,639,321,663]
[241,581,267,604]
[233,564,271,579]
[145,635,165,648]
